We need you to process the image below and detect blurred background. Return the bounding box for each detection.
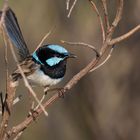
[0,0,140,140]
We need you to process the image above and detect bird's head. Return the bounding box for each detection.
[32,44,76,67]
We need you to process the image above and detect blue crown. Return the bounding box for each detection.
[47,45,68,54]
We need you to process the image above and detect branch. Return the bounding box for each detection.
[108,0,124,36]
[34,26,55,52]
[90,46,114,72]
[109,24,140,45]
[61,40,100,57]
[101,0,110,30]
[66,0,70,10]
[7,56,100,138]
[89,0,105,42]
[67,0,78,18]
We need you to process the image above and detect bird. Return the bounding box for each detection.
[2,7,76,94]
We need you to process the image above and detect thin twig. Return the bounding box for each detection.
[90,46,114,72]
[34,27,55,52]
[0,96,22,115]
[61,40,100,57]
[13,95,22,105]
[13,131,23,140]
[108,0,124,36]
[109,25,140,45]
[101,0,110,30]
[66,0,70,10]
[89,0,105,42]
[67,0,77,18]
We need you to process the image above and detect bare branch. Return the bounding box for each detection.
[90,46,114,72]
[67,0,78,18]
[108,0,124,36]
[13,131,23,140]
[66,0,70,10]
[61,40,100,57]
[34,27,55,52]
[0,96,22,115]
[7,57,100,138]
[101,0,110,30]
[109,25,140,45]
[89,0,105,42]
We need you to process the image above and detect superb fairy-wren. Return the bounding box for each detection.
[2,8,76,93]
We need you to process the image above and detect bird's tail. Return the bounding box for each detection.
[1,7,30,61]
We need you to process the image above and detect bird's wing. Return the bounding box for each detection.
[2,7,30,61]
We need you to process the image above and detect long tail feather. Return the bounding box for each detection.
[3,7,30,61]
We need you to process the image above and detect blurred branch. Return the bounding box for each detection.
[66,0,70,10]
[67,0,78,18]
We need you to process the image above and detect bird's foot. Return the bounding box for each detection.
[44,87,65,98]
[28,109,38,120]
[57,88,65,98]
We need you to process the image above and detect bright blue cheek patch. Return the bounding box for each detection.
[46,57,63,66]
[48,45,68,54]
[32,52,43,65]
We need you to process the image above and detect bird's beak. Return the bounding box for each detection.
[67,53,77,58]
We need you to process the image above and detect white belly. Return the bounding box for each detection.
[27,69,62,87]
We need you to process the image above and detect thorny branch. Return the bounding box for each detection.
[0,0,139,139]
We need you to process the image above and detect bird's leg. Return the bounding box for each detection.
[34,87,50,110]
[27,89,38,119]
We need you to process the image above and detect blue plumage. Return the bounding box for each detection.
[46,57,64,66]
[48,45,68,54]
[32,52,43,65]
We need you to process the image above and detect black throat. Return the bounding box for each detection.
[40,60,67,79]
